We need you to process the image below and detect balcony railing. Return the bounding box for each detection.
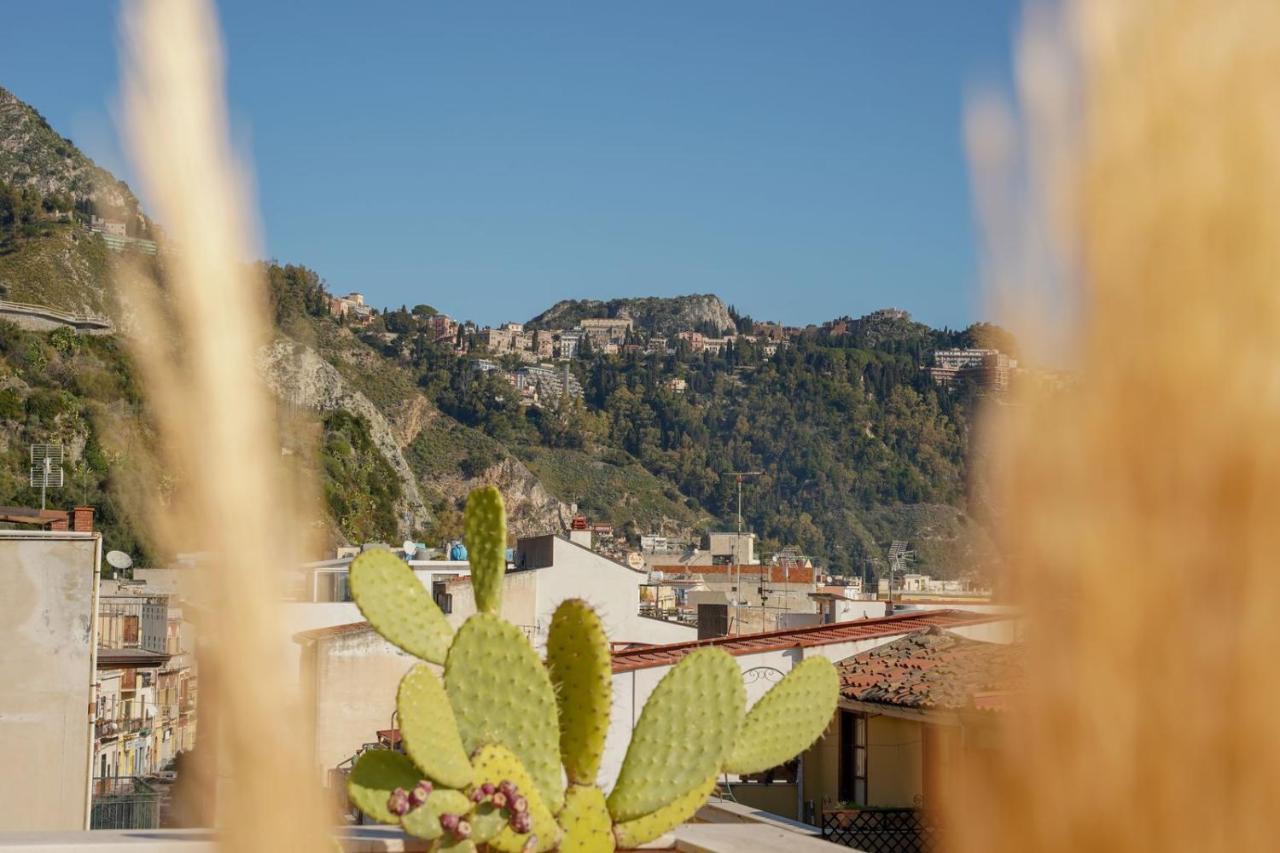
[91,777,163,830]
[822,807,938,853]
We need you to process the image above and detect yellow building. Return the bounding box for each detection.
[743,626,1020,848]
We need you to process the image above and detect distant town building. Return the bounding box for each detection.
[513,363,583,402]
[427,313,458,343]
[87,215,158,255]
[89,214,127,237]
[329,292,373,322]
[577,317,632,348]
[929,348,1016,392]
[555,330,583,360]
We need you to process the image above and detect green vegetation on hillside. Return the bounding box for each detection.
[0,318,155,562]
[321,409,402,544]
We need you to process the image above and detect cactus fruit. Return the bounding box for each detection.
[446,613,564,812]
[558,785,614,853]
[724,657,840,775]
[347,485,840,850]
[469,744,561,853]
[612,774,719,849]
[397,664,474,789]
[464,484,507,614]
[606,647,745,821]
[348,547,453,664]
[545,600,613,785]
[400,788,472,840]
[347,749,424,824]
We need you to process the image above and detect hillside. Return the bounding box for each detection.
[0,86,147,231]
[527,294,737,337]
[0,83,1002,581]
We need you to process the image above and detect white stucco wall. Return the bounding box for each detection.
[537,538,696,647]
[446,538,697,651]
[0,532,100,831]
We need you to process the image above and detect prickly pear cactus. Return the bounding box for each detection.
[464,484,507,614]
[346,485,840,850]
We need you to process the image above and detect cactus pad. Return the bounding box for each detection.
[346,749,423,825]
[349,548,452,664]
[546,599,612,785]
[612,774,718,849]
[397,664,474,789]
[470,744,562,853]
[558,784,615,853]
[399,788,471,840]
[466,802,508,844]
[606,648,744,822]
[446,613,564,812]
[723,657,840,775]
[463,485,507,614]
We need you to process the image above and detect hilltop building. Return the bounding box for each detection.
[576,317,633,348]
[929,348,1016,392]
[328,292,374,323]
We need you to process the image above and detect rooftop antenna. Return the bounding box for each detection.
[721,470,762,634]
[29,444,64,510]
[886,540,915,613]
[105,550,133,578]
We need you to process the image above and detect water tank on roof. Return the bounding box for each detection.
[449,541,468,561]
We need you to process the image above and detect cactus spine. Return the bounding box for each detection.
[347,485,840,850]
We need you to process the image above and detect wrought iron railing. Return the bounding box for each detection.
[91,777,163,830]
[821,808,938,853]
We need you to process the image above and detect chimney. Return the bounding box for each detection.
[71,506,95,533]
[49,516,69,531]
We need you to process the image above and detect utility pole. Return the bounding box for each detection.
[722,470,762,635]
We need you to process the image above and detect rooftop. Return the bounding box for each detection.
[96,647,171,669]
[649,564,816,584]
[611,609,1001,673]
[837,626,1022,711]
[293,621,378,644]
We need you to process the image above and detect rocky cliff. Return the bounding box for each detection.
[0,86,144,223]
[259,338,573,541]
[527,294,737,336]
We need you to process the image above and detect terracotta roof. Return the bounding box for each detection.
[610,609,999,674]
[0,505,71,527]
[837,627,1022,711]
[293,621,374,643]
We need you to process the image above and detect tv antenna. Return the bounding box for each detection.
[886,540,915,613]
[29,444,64,510]
[721,470,762,634]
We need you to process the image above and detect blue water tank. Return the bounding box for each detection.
[450,541,468,561]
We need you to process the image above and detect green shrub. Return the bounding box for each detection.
[0,388,22,420]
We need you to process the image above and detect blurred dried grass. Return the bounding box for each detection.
[957,1,1280,851]
[115,1,332,850]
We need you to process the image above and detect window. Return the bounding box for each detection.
[839,710,868,805]
[433,581,453,614]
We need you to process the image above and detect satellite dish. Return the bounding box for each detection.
[106,550,133,570]
[402,540,416,557]
[626,552,645,570]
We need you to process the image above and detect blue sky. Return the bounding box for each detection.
[5,1,1020,329]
